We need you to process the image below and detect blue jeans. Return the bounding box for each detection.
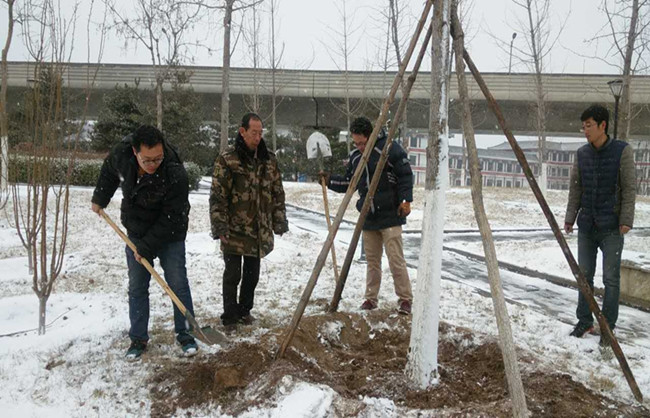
[576,228,624,329]
[126,240,194,343]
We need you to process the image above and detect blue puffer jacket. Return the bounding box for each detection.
[328,130,413,230]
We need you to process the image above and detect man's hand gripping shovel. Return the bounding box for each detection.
[99,209,228,346]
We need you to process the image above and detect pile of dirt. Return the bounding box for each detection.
[150,311,648,417]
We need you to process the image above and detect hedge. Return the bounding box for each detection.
[9,156,202,191]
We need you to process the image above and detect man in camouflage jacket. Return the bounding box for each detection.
[210,113,289,328]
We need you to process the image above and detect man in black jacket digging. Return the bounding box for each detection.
[323,116,414,314]
[91,125,198,361]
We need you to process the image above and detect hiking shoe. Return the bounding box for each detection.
[181,340,199,357]
[360,300,377,310]
[569,322,594,338]
[125,340,147,362]
[240,314,255,325]
[398,299,412,315]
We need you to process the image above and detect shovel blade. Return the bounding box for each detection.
[191,325,229,346]
[306,131,332,159]
[185,311,228,346]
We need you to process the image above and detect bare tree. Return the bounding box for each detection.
[0,0,16,208]
[241,0,262,114]
[513,0,566,193]
[321,0,363,152]
[194,0,263,151]
[11,0,105,334]
[406,0,449,388]
[106,0,203,130]
[267,0,283,151]
[600,0,650,141]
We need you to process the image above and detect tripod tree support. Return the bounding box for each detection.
[453,13,643,404]
[276,0,434,359]
[328,22,433,313]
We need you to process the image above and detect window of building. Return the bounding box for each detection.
[409,155,417,166]
[410,137,419,148]
[487,179,494,186]
[562,168,569,177]
[496,179,503,187]
[497,162,503,171]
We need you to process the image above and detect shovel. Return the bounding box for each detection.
[99,209,227,346]
[306,131,339,282]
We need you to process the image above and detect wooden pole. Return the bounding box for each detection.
[328,22,433,313]
[451,6,528,416]
[276,0,434,359]
[454,21,643,404]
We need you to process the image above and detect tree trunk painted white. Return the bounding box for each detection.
[38,296,47,335]
[406,0,449,389]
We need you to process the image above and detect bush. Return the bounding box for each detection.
[9,156,201,191]
[184,162,202,191]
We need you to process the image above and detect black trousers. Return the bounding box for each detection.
[221,253,261,325]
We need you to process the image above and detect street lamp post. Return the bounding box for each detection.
[608,79,623,139]
[508,32,517,74]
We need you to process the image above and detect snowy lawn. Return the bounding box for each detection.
[0,183,649,416]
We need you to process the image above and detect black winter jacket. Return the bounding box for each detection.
[91,135,190,261]
[328,130,413,230]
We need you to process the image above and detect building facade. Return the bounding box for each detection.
[405,130,650,195]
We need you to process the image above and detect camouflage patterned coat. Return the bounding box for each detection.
[210,135,288,258]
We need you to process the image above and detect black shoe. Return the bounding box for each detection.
[224,323,238,334]
[125,340,147,362]
[240,314,255,325]
[569,322,594,338]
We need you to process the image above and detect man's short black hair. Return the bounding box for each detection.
[241,112,263,130]
[581,104,609,135]
[132,125,165,152]
[350,116,373,138]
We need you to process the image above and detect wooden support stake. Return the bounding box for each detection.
[276,0,434,359]
[455,21,643,403]
[328,22,433,313]
[451,6,528,416]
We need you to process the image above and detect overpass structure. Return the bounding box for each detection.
[4,61,650,135]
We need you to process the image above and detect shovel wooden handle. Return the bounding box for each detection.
[321,178,339,281]
[99,209,189,316]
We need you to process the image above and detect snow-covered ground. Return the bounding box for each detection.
[1,182,649,416]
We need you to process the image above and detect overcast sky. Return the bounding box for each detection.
[0,0,627,74]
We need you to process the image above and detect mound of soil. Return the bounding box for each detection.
[150,311,648,417]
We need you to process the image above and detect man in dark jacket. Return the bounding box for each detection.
[210,113,288,331]
[325,116,414,314]
[564,104,636,345]
[91,125,198,361]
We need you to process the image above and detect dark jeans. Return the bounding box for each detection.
[221,253,261,325]
[576,227,624,329]
[126,240,194,343]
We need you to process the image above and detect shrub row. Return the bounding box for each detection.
[9,156,202,191]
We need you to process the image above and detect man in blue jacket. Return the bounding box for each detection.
[324,117,414,314]
[91,125,198,361]
[564,105,636,345]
